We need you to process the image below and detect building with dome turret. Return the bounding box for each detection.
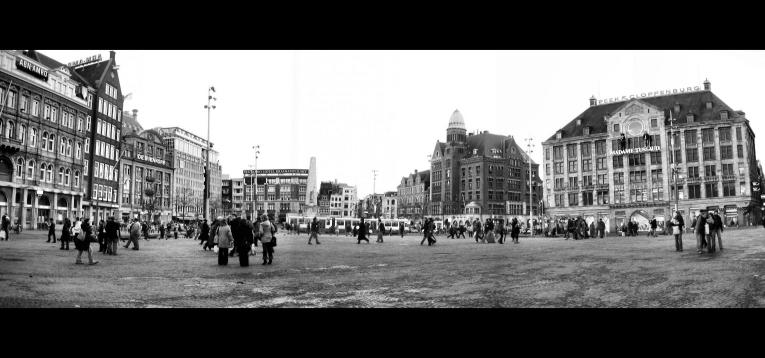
[428,110,542,222]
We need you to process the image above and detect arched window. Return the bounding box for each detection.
[58,167,64,184]
[59,137,66,155]
[19,124,26,144]
[41,131,48,150]
[47,164,53,182]
[15,158,24,177]
[27,160,35,178]
[73,171,80,187]
[65,169,71,185]
[6,121,15,139]
[30,128,37,147]
[84,138,90,153]
[66,139,72,156]
[48,134,55,152]
[113,168,119,182]
[75,142,81,159]
[39,162,46,181]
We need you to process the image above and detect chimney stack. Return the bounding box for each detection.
[703,78,711,91]
[110,50,115,60]
[589,95,597,106]
[132,109,138,120]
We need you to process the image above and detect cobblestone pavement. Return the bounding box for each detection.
[0,228,763,307]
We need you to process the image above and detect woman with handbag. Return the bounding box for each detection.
[74,218,98,265]
[259,215,276,265]
[214,217,233,265]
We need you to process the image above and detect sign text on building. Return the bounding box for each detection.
[15,57,49,81]
[598,86,702,105]
[609,146,661,156]
[245,169,308,175]
[137,153,166,165]
[67,54,102,68]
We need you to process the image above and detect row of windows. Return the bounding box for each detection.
[96,140,117,161]
[14,158,81,187]
[93,183,118,203]
[96,118,120,141]
[551,181,746,207]
[2,122,89,159]
[0,87,92,131]
[97,97,121,122]
[94,161,118,182]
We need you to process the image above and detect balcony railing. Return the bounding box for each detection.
[0,135,23,146]
[703,176,719,182]
[721,175,737,182]
[686,176,702,183]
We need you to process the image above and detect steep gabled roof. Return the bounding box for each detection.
[73,60,112,88]
[464,132,538,165]
[547,90,740,142]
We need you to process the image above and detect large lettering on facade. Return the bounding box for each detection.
[15,57,49,81]
[609,146,661,156]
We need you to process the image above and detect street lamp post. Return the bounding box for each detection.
[526,137,535,236]
[251,145,260,219]
[203,86,216,222]
[669,110,682,217]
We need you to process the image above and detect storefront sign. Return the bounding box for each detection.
[244,169,308,175]
[598,86,702,105]
[15,57,49,81]
[609,145,661,156]
[137,153,165,165]
[67,54,102,69]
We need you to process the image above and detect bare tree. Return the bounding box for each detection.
[175,187,194,219]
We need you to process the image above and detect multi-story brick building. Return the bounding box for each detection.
[155,127,222,221]
[119,110,174,223]
[397,169,430,220]
[0,50,96,228]
[429,110,542,221]
[542,80,762,232]
[382,191,397,219]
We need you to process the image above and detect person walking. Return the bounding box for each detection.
[512,217,521,244]
[105,216,121,255]
[213,217,233,266]
[199,219,210,250]
[711,210,724,251]
[597,218,606,238]
[669,211,685,252]
[60,217,72,250]
[258,215,276,265]
[473,219,483,243]
[96,220,106,253]
[308,217,321,245]
[484,219,496,243]
[376,219,385,243]
[125,219,141,250]
[1,214,10,241]
[71,217,82,246]
[357,218,369,244]
[648,217,658,238]
[74,218,98,265]
[206,219,219,251]
[47,218,56,243]
[467,221,473,239]
[141,221,150,241]
[399,221,405,238]
[589,221,596,239]
[228,215,242,257]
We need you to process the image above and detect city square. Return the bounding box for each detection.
[1,228,762,308]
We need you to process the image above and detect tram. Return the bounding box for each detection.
[285,214,412,234]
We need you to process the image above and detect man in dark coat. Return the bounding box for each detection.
[357,218,369,244]
[105,216,121,255]
[47,218,56,243]
[60,217,71,250]
[199,219,210,250]
[649,217,658,237]
[399,221,405,238]
[235,216,255,266]
[710,210,724,251]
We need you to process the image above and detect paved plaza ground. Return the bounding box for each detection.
[0,228,763,308]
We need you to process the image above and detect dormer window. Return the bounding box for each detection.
[720,111,728,120]
[556,131,562,139]
[706,101,712,109]
[583,127,590,135]
[613,124,620,133]
[686,114,694,123]
[576,119,582,126]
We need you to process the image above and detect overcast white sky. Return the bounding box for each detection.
[41,50,765,198]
